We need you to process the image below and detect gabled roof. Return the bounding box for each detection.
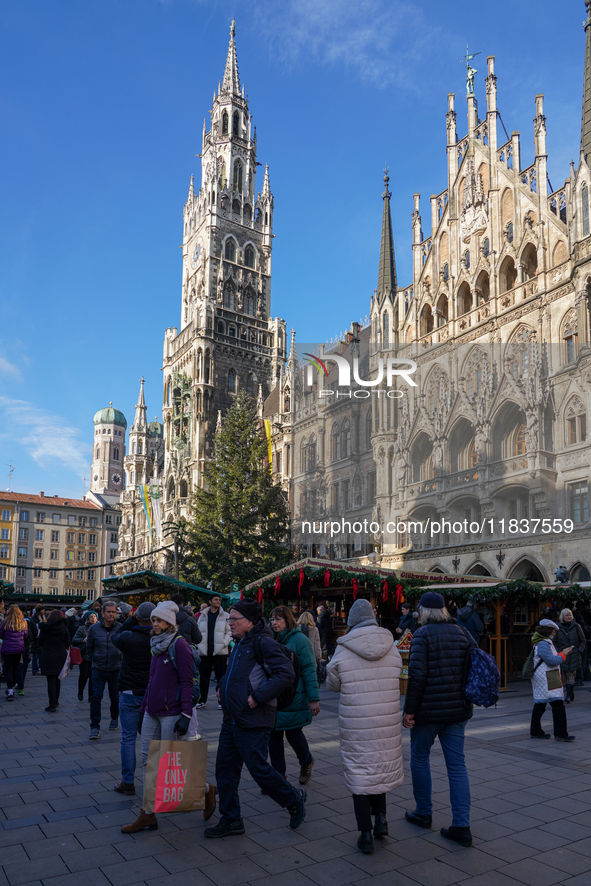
[0,492,100,510]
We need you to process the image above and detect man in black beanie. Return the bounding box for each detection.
[205,601,306,838]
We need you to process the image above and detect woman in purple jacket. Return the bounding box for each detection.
[0,606,30,701]
[121,600,205,833]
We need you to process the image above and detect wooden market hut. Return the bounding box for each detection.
[101,570,231,609]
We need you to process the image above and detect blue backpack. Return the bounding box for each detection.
[464,646,500,708]
[168,637,201,703]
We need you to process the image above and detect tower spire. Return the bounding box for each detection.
[582,0,591,162]
[221,18,240,95]
[133,376,148,432]
[262,163,271,197]
[376,168,397,304]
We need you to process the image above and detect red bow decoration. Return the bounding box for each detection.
[239,588,244,600]
[323,569,331,588]
[257,587,263,605]
[395,583,404,610]
[352,578,359,600]
[274,576,281,596]
[298,568,305,596]
[381,579,388,603]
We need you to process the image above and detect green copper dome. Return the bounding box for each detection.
[93,405,127,428]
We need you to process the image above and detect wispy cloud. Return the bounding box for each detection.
[0,356,21,380]
[252,0,436,89]
[0,396,87,478]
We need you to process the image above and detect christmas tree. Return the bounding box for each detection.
[184,392,291,590]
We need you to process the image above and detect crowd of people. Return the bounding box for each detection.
[0,590,587,856]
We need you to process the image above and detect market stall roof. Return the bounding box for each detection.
[101,570,230,599]
[0,579,15,595]
[1,592,85,604]
[244,557,502,592]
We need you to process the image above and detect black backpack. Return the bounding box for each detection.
[253,634,300,711]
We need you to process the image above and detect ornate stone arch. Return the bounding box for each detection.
[424,365,449,417]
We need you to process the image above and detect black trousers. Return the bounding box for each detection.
[530,700,568,738]
[46,675,61,708]
[269,728,312,778]
[199,654,227,703]
[352,794,387,831]
[78,661,92,699]
[2,654,21,690]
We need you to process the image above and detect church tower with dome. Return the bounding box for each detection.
[91,404,127,495]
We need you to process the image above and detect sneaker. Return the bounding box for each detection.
[45,705,57,712]
[217,703,222,710]
[357,831,374,854]
[299,756,314,785]
[530,733,551,739]
[405,810,432,828]
[204,818,245,838]
[17,690,24,696]
[114,782,136,795]
[6,691,14,702]
[555,735,576,742]
[185,733,201,741]
[288,789,306,830]
[89,727,100,740]
[441,826,473,847]
[109,719,119,730]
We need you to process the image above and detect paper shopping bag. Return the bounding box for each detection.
[143,739,207,814]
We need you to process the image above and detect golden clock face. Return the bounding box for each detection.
[112,473,122,485]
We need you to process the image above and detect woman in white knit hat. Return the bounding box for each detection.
[121,600,215,833]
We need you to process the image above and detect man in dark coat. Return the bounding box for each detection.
[170,594,202,646]
[86,600,123,740]
[205,601,306,839]
[111,602,155,795]
[456,601,484,644]
[403,591,476,848]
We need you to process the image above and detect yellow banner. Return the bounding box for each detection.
[263,419,273,472]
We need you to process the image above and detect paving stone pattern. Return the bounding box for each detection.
[1,673,591,885]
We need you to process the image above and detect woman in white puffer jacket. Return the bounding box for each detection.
[530,618,575,742]
[326,598,403,856]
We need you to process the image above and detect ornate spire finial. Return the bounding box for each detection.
[583,1,591,160]
[383,165,390,198]
[376,169,397,305]
[222,18,240,94]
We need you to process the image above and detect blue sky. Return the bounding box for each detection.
[0,0,586,497]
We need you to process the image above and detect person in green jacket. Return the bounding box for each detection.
[268,606,320,786]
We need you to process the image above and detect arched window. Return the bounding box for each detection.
[510,344,529,379]
[443,263,449,282]
[420,304,434,336]
[300,437,307,472]
[476,270,490,304]
[506,221,514,243]
[246,375,253,396]
[383,313,389,346]
[521,243,537,280]
[469,440,478,468]
[342,420,351,457]
[436,294,448,325]
[331,423,341,461]
[464,249,470,269]
[179,480,188,498]
[232,111,240,137]
[225,239,236,261]
[96,445,100,459]
[500,256,517,293]
[466,363,481,398]
[167,478,175,502]
[204,351,211,384]
[228,326,236,337]
[228,369,235,393]
[224,289,235,310]
[372,315,378,345]
[457,282,471,315]
[307,434,317,471]
[244,245,255,268]
[513,424,526,456]
[217,320,225,333]
[583,185,590,237]
[566,397,586,445]
[483,237,490,257]
[244,291,254,315]
[138,441,142,454]
[222,111,228,135]
[233,161,243,192]
[563,311,578,364]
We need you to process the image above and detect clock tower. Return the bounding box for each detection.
[91,404,127,495]
[162,20,286,523]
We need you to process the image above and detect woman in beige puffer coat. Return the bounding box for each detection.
[326,598,403,855]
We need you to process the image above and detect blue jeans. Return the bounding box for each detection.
[410,720,471,827]
[216,722,299,823]
[119,693,143,784]
[32,653,40,675]
[90,668,119,728]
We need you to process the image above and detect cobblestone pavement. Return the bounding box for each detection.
[2,673,591,886]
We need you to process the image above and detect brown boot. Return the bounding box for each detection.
[120,809,158,834]
[204,784,217,821]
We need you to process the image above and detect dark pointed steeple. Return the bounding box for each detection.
[376,168,397,304]
[582,1,591,162]
[221,19,240,95]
